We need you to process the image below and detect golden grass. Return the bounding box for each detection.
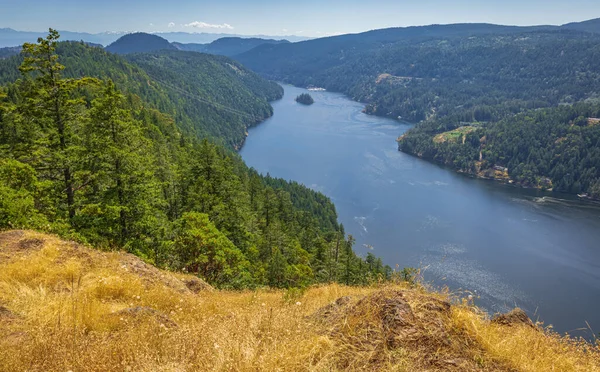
[452,306,600,372]
[0,230,599,371]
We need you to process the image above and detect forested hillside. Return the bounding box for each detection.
[174,37,289,57]
[0,40,283,148]
[236,24,600,197]
[237,30,600,122]
[0,30,389,289]
[399,103,600,197]
[0,46,20,59]
[105,32,177,54]
[125,49,282,147]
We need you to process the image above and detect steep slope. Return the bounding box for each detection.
[398,102,600,197]
[235,23,554,79]
[105,32,177,54]
[1,230,598,371]
[236,29,600,123]
[1,32,383,290]
[124,49,283,147]
[0,41,282,147]
[171,42,206,52]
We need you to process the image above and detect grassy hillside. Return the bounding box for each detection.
[1,230,598,371]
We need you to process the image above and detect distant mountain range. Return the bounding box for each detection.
[173,37,290,57]
[0,28,309,48]
[235,18,600,82]
[103,33,290,57]
[1,32,290,60]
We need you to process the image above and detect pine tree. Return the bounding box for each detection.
[18,29,97,223]
[79,80,163,248]
[345,234,356,285]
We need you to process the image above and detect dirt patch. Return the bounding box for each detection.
[433,126,477,144]
[185,277,213,293]
[309,296,354,325]
[0,230,25,246]
[313,290,515,371]
[0,305,21,326]
[17,238,44,251]
[0,230,45,264]
[0,305,15,319]
[588,118,600,126]
[492,308,536,329]
[119,253,203,294]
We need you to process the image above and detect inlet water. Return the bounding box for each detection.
[240,84,600,338]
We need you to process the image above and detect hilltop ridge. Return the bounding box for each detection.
[105,32,177,54]
[0,230,598,371]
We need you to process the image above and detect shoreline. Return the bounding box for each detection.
[400,149,600,203]
[251,81,600,203]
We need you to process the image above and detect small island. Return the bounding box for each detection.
[295,93,314,105]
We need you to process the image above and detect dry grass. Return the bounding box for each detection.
[0,230,598,371]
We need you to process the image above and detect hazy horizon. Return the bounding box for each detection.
[1,0,599,38]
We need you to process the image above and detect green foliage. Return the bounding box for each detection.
[295,93,314,105]
[175,37,290,57]
[0,158,46,228]
[16,29,99,222]
[237,27,600,198]
[0,30,390,290]
[399,267,419,286]
[105,33,177,55]
[238,29,600,124]
[399,103,600,196]
[0,39,283,149]
[173,212,251,288]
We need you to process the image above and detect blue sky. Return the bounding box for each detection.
[1,0,599,36]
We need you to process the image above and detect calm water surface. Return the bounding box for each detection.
[240,85,600,337]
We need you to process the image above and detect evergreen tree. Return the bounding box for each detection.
[0,30,392,290]
[17,29,97,223]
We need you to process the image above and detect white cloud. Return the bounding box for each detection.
[184,21,234,30]
[168,22,175,28]
[282,28,288,32]
[149,23,154,26]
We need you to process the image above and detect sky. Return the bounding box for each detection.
[1,0,599,37]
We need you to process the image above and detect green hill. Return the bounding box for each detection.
[105,32,177,54]
[0,30,386,289]
[174,37,289,57]
[0,40,283,148]
[124,49,282,147]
